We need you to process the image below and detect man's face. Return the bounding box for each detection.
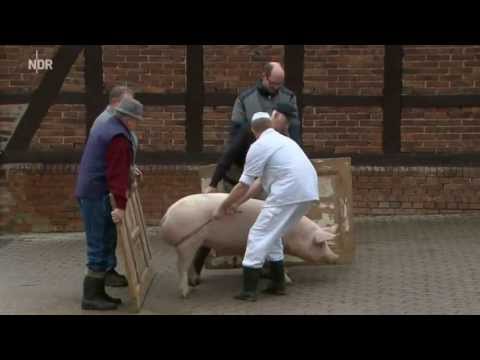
[126,116,138,131]
[111,92,133,107]
[271,111,289,135]
[263,70,284,94]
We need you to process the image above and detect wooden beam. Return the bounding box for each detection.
[84,46,105,136]
[3,90,480,109]
[135,93,185,106]
[0,92,86,105]
[3,150,480,167]
[185,45,204,153]
[204,93,237,107]
[403,95,480,108]
[284,45,305,144]
[383,45,403,154]
[3,46,84,152]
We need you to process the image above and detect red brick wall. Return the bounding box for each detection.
[140,106,186,152]
[203,45,284,93]
[29,104,86,151]
[303,106,383,154]
[353,166,480,215]
[3,45,480,154]
[0,45,85,92]
[304,45,384,96]
[401,107,480,153]
[2,164,479,233]
[0,164,200,233]
[403,46,480,95]
[0,46,86,151]
[0,104,26,149]
[203,106,231,152]
[102,45,186,93]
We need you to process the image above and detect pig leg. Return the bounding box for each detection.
[189,246,211,286]
[176,237,204,298]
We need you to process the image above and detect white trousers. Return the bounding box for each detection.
[242,201,314,269]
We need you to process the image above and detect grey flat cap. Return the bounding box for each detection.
[114,97,144,121]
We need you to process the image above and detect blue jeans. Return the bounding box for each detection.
[78,195,117,273]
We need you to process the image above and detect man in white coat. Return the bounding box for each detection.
[213,112,319,301]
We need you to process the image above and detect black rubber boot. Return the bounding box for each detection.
[105,269,128,287]
[262,261,286,295]
[81,276,119,311]
[234,267,261,302]
[260,261,273,280]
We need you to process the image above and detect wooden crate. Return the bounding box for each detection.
[109,181,155,312]
[197,157,355,269]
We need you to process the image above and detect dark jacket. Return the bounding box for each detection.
[210,127,256,187]
[230,80,301,145]
[75,116,133,199]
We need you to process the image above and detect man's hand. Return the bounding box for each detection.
[205,186,218,194]
[133,166,143,182]
[212,205,225,220]
[213,204,240,220]
[111,208,125,224]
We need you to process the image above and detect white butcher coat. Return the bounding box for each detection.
[239,128,319,268]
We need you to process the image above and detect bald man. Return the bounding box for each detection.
[229,62,301,147]
[209,62,301,194]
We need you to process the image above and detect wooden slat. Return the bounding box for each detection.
[284,45,305,144]
[383,45,403,154]
[109,184,155,312]
[3,46,84,152]
[185,45,204,153]
[84,46,106,136]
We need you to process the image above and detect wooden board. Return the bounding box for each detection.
[197,157,355,269]
[109,181,155,312]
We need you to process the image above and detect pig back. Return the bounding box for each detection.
[203,195,264,255]
[160,194,218,246]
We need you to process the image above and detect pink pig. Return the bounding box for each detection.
[159,193,339,298]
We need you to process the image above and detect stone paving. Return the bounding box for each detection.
[1,214,480,314]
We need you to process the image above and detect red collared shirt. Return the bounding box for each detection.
[106,135,132,210]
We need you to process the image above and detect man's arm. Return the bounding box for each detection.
[213,142,267,219]
[207,128,252,191]
[106,135,132,223]
[213,182,250,219]
[287,94,302,147]
[236,178,262,205]
[230,97,247,140]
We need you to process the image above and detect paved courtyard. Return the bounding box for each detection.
[1,214,480,315]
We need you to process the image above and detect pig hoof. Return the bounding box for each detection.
[180,285,191,298]
[234,293,257,302]
[188,276,201,287]
[285,273,293,285]
[325,253,340,264]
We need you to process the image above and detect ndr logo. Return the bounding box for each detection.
[28,50,53,73]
